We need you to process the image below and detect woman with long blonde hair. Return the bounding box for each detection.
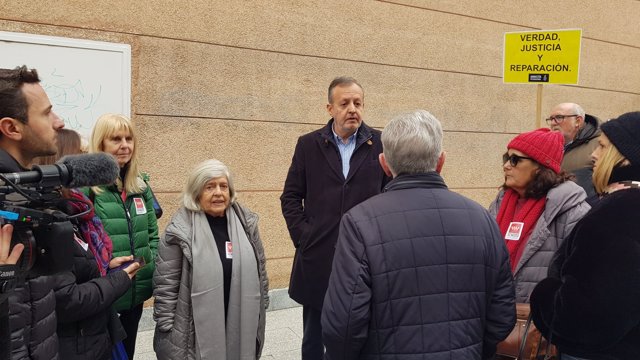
[85,113,159,359]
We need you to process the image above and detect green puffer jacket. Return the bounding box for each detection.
[83,175,159,311]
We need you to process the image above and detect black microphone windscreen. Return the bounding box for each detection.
[58,153,119,188]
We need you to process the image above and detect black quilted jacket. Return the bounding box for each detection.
[322,172,516,360]
[52,235,130,360]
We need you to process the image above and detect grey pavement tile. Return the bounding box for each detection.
[261,327,301,356]
[264,327,300,342]
[262,340,302,355]
[135,329,155,355]
[136,306,303,359]
[265,307,304,346]
[138,307,156,331]
[267,349,302,360]
[265,306,303,330]
[267,288,301,311]
[288,323,304,340]
[133,351,157,360]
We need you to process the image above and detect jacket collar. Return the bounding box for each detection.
[608,163,640,185]
[567,114,601,150]
[320,119,373,148]
[0,147,27,172]
[493,180,586,225]
[167,203,255,246]
[384,172,448,192]
[496,181,586,221]
[231,202,257,234]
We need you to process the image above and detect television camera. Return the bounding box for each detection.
[0,153,119,296]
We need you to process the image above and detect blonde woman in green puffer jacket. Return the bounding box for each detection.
[84,113,159,360]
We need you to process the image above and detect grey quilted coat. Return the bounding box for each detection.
[489,181,590,303]
[152,202,269,359]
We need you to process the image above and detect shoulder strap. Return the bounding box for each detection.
[142,177,163,219]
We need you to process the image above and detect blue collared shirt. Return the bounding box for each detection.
[333,129,358,178]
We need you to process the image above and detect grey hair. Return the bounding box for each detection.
[571,103,586,118]
[182,159,236,211]
[328,76,363,103]
[382,110,443,175]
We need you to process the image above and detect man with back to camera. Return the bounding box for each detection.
[321,110,516,360]
[280,76,389,359]
[0,65,65,359]
[546,102,601,200]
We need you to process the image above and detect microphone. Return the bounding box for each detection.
[0,153,119,188]
[59,153,119,188]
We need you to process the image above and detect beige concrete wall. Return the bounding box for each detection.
[1,1,638,289]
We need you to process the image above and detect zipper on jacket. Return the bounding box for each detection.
[117,193,137,306]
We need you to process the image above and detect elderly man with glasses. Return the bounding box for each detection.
[546,102,601,201]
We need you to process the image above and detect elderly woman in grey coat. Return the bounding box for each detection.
[153,159,269,360]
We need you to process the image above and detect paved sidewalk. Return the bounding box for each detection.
[134,305,303,359]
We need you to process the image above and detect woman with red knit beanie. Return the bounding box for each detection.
[489,128,590,304]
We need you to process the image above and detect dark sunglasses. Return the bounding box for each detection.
[503,153,533,167]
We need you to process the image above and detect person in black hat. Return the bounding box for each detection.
[530,111,640,360]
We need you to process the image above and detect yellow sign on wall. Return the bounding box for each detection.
[503,29,581,84]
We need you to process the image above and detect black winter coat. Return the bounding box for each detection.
[322,173,516,360]
[53,233,131,360]
[531,184,640,359]
[2,149,59,360]
[8,276,59,360]
[281,120,389,309]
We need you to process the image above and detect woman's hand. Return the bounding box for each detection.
[109,255,133,269]
[110,255,142,279]
[123,261,141,279]
[0,224,23,265]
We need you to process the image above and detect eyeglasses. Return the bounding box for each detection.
[503,153,533,167]
[545,114,578,125]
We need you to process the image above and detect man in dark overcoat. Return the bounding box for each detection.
[280,76,389,360]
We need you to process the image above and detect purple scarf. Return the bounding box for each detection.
[67,190,113,276]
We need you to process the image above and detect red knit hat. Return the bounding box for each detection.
[507,128,564,173]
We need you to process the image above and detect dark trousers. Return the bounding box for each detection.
[119,303,144,359]
[302,305,324,360]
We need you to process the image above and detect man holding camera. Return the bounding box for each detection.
[0,66,65,359]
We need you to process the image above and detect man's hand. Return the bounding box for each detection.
[0,224,23,265]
